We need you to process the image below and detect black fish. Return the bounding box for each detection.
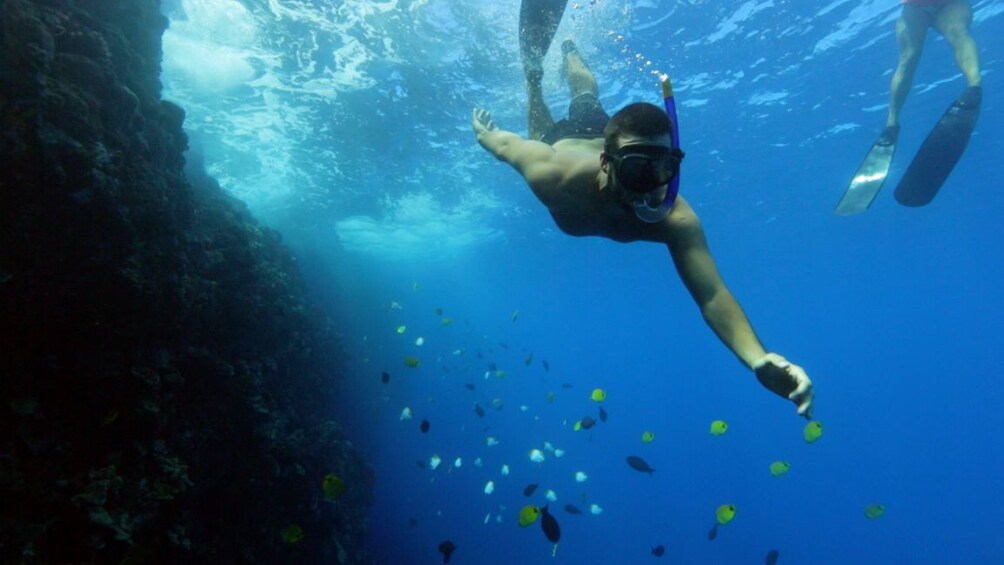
[381,371,390,384]
[626,455,655,474]
[416,459,427,469]
[435,307,443,316]
[563,504,582,515]
[652,544,665,557]
[473,403,485,418]
[539,505,561,544]
[488,362,497,371]
[598,406,608,422]
[765,549,780,564]
[420,420,430,433]
[707,523,718,541]
[560,383,573,389]
[543,360,550,371]
[523,483,539,497]
[464,383,476,391]
[580,416,596,430]
[438,540,456,563]
[408,517,417,528]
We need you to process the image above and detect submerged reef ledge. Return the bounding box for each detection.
[0,0,371,562]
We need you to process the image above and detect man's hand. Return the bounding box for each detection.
[752,353,814,419]
[472,108,496,136]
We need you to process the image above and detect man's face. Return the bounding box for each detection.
[606,133,677,203]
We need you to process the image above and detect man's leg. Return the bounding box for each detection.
[561,40,598,100]
[935,0,981,88]
[886,7,930,129]
[527,72,555,141]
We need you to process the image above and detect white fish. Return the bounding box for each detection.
[484,513,491,524]
[519,405,529,412]
[590,503,603,515]
[543,442,555,452]
[390,301,402,310]
[575,471,588,483]
[485,436,499,447]
[529,449,545,463]
[484,480,495,495]
[501,464,510,476]
[400,407,412,421]
[429,454,442,470]
[453,349,463,356]
[415,337,425,346]
[553,448,566,458]
[474,457,484,467]
[545,489,557,502]
[454,457,462,468]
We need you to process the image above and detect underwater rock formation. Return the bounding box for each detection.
[0,0,371,562]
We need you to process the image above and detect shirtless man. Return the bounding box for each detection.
[471,40,814,418]
[883,0,982,143]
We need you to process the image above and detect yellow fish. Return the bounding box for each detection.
[396,325,407,334]
[803,421,823,443]
[404,356,420,368]
[518,505,540,527]
[709,420,728,436]
[864,504,885,520]
[441,317,453,326]
[641,431,655,444]
[590,388,606,402]
[322,473,346,500]
[769,461,790,477]
[281,524,304,543]
[716,504,736,525]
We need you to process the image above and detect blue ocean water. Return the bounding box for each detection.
[161,0,1003,562]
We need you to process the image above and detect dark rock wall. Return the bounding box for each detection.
[0,0,371,562]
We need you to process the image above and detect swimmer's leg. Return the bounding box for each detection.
[527,72,555,141]
[561,39,598,99]
[935,1,981,87]
[887,6,931,129]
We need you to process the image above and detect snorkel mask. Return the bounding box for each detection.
[624,76,684,223]
[609,145,684,221]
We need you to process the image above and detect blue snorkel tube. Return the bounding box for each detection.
[632,75,682,223]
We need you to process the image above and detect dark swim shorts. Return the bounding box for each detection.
[540,92,610,145]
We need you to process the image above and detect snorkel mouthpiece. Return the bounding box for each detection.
[633,76,682,223]
[632,197,671,223]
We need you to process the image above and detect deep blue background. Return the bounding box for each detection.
[162,1,1003,562]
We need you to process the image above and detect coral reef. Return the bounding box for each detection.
[0,0,371,562]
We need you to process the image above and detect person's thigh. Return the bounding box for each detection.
[934,0,973,38]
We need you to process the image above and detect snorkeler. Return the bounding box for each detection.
[470,0,814,418]
[837,0,982,213]
[885,0,981,141]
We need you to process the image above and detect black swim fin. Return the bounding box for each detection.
[519,0,568,78]
[894,85,981,207]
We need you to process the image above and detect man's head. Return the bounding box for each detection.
[601,102,684,222]
[603,102,673,155]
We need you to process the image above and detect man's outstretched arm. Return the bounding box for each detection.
[665,200,814,418]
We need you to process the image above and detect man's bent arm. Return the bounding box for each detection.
[473,108,563,201]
